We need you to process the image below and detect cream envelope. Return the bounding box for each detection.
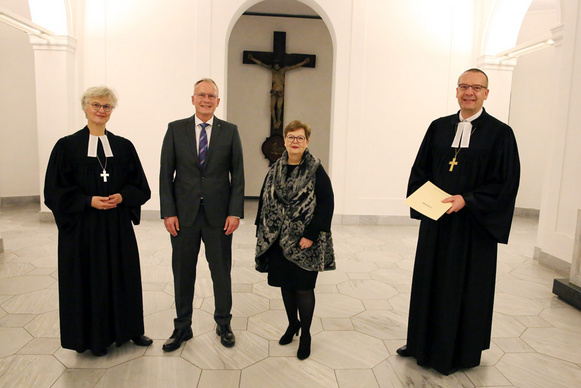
[405,181,452,221]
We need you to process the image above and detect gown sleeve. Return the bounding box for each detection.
[462,125,520,243]
[44,138,91,231]
[118,141,151,225]
[407,123,436,220]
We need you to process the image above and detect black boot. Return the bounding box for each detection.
[279,321,301,345]
[297,335,311,360]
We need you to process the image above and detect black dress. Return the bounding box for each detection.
[256,164,333,290]
[44,127,150,353]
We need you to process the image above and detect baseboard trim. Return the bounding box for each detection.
[514,207,540,219]
[534,246,570,277]
[142,210,160,221]
[18,198,538,226]
[39,211,54,222]
[1,195,40,207]
[39,209,160,223]
[333,214,418,226]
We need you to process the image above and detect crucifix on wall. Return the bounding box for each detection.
[243,31,316,163]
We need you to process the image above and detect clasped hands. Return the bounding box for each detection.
[91,194,122,210]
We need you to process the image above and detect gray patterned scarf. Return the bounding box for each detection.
[255,149,335,272]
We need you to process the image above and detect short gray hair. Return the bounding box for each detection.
[81,86,118,109]
[459,68,489,88]
[194,78,219,96]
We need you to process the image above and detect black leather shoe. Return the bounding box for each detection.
[279,321,301,345]
[132,335,153,346]
[396,345,411,357]
[216,324,235,348]
[297,335,311,360]
[162,328,193,352]
[91,348,107,357]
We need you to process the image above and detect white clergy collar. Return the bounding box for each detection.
[88,134,114,157]
[451,109,483,148]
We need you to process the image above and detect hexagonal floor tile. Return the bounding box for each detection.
[182,330,268,369]
[241,357,337,388]
[96,356,201,387]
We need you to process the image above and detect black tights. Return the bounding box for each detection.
[281,287,315,338]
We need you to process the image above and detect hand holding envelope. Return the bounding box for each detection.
[405,181,453,221]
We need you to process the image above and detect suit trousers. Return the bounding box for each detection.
[171,206,233,329]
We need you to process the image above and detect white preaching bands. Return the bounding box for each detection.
[448,109,483,172]
[88,134,114,183]
[88,134,114,157]
[451,109,482,149]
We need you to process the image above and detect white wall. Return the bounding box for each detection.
[12,0,547,217]
[227,14,333,196]
[26,0,483,219]
[0,0,39,198]
[7,0,577,276]
[339,0,475,218]
[536,0,581,268]
[9,0,547,216]
[75,0,199,212]
[509,7,560,211]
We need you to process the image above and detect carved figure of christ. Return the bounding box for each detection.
[243,31,316,133]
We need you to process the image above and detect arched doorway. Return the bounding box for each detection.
[226,0,334,196]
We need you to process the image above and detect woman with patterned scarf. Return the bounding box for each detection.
[255,120,335,360]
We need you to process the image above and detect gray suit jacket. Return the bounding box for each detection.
[159,115,244,227]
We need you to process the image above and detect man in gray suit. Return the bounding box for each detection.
[160,78,244,351]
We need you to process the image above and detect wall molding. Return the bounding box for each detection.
[534,246,570,277]
[0,195,40,206]
[514,207,539,218]
[5,197,536,226]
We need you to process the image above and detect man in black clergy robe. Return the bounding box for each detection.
[397,69,520,375]
[44,86,152,356]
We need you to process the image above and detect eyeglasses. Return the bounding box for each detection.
[89,102,113,112]
[195,93,218,100]
[286,135,306,143]
[458,84,487,92]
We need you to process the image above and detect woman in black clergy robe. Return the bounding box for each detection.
[255,120,335,360]
[44,86,152,356]
[404,106,520,375]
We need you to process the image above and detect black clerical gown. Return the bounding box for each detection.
[406,109,520,374]
[44,127,150,353]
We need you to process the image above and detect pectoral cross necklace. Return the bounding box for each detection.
[449,150,460,171]
[96,154,109,182]
[449,126,476,172]
[96,134,109,182]
[88,131,112,182]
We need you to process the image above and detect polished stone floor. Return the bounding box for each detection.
[1,201,580,387]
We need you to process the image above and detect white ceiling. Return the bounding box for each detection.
[246,0,560,17]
